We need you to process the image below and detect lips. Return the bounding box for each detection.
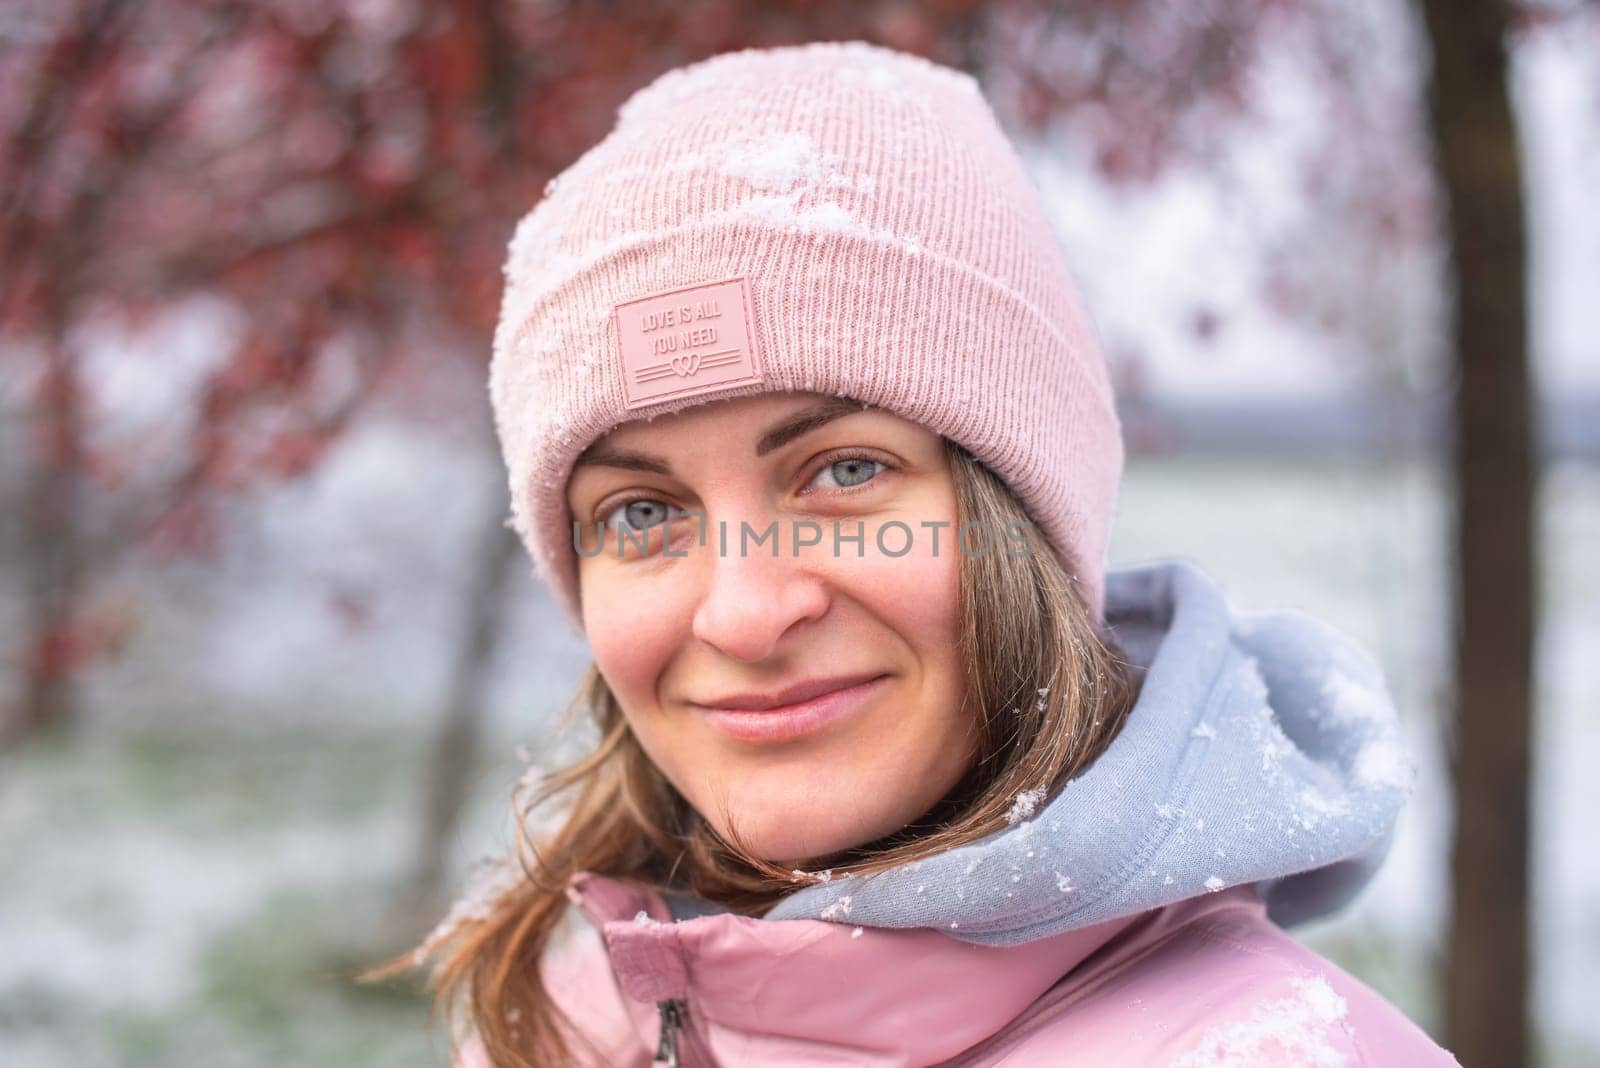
[694,672,890,713]
[693,673,892,744]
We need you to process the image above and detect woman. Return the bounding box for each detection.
[371,41,1461,1067]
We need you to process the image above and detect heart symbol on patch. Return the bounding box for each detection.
[670,353,702,377]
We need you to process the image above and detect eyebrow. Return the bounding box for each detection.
[574,396,871,475]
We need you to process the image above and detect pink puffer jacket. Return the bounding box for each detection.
[454,870,1459,1066]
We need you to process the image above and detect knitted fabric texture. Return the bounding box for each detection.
[489,40,1124,632]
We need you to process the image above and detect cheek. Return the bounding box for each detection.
[834,518,963,652]
[860,518,969,744]
[579,565,685,706]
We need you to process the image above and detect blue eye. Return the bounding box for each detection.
[602,498,680,537]
[809,456,883,491]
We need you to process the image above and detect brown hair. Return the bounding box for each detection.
[360,439,1143,1066]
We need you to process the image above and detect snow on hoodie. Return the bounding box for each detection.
[454,557,1462,1066]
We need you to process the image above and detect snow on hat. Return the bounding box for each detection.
[489,40,1124,632]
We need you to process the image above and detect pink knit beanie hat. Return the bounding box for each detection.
[490,40,1124,633]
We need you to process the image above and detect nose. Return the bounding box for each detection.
[690,514,830,662]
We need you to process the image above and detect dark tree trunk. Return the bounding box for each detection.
[400,469,524,927]
[9,337,85,748]
[1415,1,1537,1065]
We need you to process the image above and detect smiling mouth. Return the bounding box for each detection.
[692,671,891,713]
[693,673,893,744]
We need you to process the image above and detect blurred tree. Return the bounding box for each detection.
[1416,2,1552,1065]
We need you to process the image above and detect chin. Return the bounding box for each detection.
[701,775,913,870]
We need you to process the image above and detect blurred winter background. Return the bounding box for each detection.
[1,1,1594,1066]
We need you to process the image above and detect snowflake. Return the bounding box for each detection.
[1006,787,1047,825]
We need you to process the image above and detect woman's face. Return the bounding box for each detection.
[566,391,974,868]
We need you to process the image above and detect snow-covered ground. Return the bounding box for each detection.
[2,414,1594,1065]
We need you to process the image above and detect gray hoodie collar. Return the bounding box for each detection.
[672,557,1416,944]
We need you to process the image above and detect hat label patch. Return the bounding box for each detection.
[616,276,764,409]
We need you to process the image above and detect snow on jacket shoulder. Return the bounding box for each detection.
[943,882,1455,1067]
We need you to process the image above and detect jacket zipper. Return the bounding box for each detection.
[654,997,687,1067]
